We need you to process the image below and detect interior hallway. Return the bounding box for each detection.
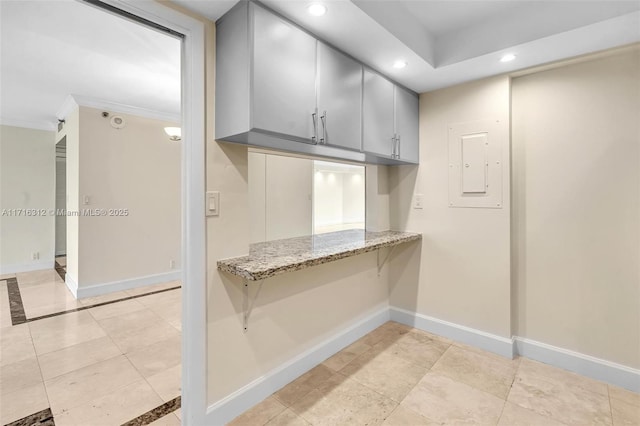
[0,269,182,425]
[229,322,640,426]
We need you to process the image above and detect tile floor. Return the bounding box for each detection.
[0,269,182,426]
[229,322,640,426]
[3,270,639,426]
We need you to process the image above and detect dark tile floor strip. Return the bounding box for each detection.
[4,408,55,426]
[120,396,181,426]
[26,286,181,323]
[7,277,27,326]
[54,261,66,281]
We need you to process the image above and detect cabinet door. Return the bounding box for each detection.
[252,5,317,142]
[362,69,395,157]
[395,86,419,163]
[317,43,362,151]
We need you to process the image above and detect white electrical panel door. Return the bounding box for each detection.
[461,134,488,193]
[448,119,504,208]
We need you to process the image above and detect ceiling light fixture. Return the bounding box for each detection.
[500,53,517,63]
[393,60,408,69]
[307,3,327,16]
[164,127,181,141]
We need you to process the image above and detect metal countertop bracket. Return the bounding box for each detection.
[377,246,396,277]
[243,278,265,332]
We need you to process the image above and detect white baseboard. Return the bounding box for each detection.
[203,307,639,424]
[515,337,640,393]
[65,273,79,298]
[0,260,55,275]
[205,306,390,425]
[72,271,181,299]
[390,306,515,359]
[390,307,639,391]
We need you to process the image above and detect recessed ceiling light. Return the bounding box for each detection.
[500,53,517,63]
[307,3,327,16]
[393,60,408,69]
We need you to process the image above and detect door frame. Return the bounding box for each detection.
[88,1,207,424]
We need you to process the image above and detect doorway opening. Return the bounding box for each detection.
[0,1,205,424]
[55,136,67,279]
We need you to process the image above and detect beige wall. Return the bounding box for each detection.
[265,154,312,240]
[248,151,313,243]
[195,8,255,406]
[201,13,391,407]
[210,254,389,403]
[248,151,267,243]
[0,125,56,272]
[182,0,637,411]
[63,106,181,288]
[389,76,512,338]
[512,50,640,368]
[203,11,512,408]
[365,165,390,232]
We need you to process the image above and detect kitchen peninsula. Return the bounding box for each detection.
[218,229,421,281]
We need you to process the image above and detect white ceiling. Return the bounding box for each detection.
[0,0,181,131]
[177,0,640,92]
[2,0,638,131]
[398,1,524,38]
[262,0,640,92]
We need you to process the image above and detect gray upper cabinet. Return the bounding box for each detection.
[215,1,419,165]
[362,69,419,164]
[395,86,419,163]
[317,43,362,151]
[362,69,395,158]
[252,6,317,142]
[215,1,317,145]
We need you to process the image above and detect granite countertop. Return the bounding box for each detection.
[217,229,422,281]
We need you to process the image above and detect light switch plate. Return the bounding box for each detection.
[206,191,220,217]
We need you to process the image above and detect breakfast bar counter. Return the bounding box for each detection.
[217,229,422,282]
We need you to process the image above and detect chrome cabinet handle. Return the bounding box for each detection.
[396,134,401,159]
[391,135,396,157]
[311,111,318,144]
[320,111,326,144]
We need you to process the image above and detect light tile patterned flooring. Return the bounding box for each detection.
[229,322,640,426]
[0,269,181,425]
[2,270,640,425]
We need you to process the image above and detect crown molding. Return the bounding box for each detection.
[56,94,180,123]
[0,117,56,132]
